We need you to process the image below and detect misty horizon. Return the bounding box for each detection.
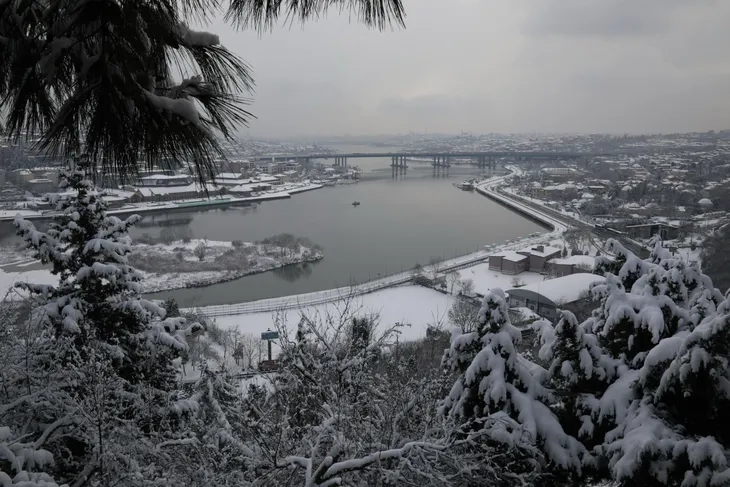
[204,0,730,138]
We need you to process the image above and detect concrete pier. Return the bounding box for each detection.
[391,155,407,176]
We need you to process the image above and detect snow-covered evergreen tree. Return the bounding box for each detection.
[536,310,615,482]
[441,289,588,479]
[159,366,255,486]
[5,167,201,485]
[579,238,730,485]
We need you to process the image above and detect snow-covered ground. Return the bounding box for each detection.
[179,285,455,380]
[212,285,455,346]
[128,238,323,293]
[0,245,34,266]
[455,264,547,296]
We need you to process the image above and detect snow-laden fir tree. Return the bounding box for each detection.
[164,366,255,486]
[440,289,589,480]
[536,309,616,483]
[590,239,705,363]
[586,239,730,485]
[5,166,200,485]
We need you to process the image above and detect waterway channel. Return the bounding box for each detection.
[143,146,544,306]
[0,145,545,306]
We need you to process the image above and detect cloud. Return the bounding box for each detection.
[200,0,730,136]
[523,0,686,38]
[378,95,490,117]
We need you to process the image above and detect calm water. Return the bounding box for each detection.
[0,146,544,306]
[144,148,543,306]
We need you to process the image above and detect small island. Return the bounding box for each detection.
[128,233,323,293]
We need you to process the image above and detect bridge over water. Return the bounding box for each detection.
[255,150,607,170]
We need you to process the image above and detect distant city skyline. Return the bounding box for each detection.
[206,0,730,138]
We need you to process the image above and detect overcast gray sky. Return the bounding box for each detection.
[207,0,730,137]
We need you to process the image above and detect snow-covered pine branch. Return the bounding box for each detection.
[440,289,589,477]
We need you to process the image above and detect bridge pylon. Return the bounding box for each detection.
[391,156,407,175]
[432,155,450,177]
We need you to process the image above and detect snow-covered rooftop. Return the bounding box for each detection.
[508,273,604,305]
[135,183,204,196]
[229,184,256,193]
[215,172,245,179]
[140,174,190,180]
[503,252,528,263]
[550,255,595,269]
[491,250,528,262]
[519,245,562,258]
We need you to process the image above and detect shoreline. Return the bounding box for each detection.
[140,253,324,293]
[0,183,325,223]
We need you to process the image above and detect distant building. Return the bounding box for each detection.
[507,273,605,321]
[538,184,579,201]
[211,173,249,187]
[256,162,278,174]
[698,198,714,211]
[517,245,562,273]
[488,251,529,275]
[541,167,578,180]
[137,174,193,187]
[26,178,56,195]
[488,245,562,275]
[131,184,226,203]
[547,255,595,277]
[625,223,679,240]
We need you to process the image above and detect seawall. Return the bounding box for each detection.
[475,186,556,232]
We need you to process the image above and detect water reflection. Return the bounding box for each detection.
[137,215,194,228]
[272,260,318,283]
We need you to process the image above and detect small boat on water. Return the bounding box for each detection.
[352,201,361,207]
[453,180,475,191]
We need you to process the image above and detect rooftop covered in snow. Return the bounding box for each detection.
[507,273,604,308]
[491,250,528,262]
[519,245,562,258]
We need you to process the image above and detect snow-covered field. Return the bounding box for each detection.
[212,285,455,345]
[0,245,34,266]
[178,285,456,379]
[455,264,547,296]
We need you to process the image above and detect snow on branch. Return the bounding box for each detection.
[282,440,447,485]
[155,438,200,450]
[144,90,200,125]
[176,23,220,47]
